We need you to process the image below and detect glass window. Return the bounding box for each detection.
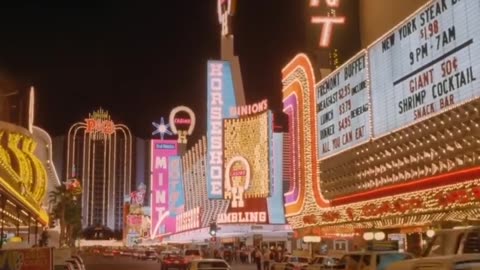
[376,253,412,270]
[463,231,480,254]
[425,233,463,256]
[185,250,200,256]
[298,257,309,263]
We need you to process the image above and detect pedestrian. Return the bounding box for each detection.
[254,247,262,270]
[263,247,271,270]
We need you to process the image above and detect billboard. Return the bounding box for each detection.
[150,139,178,238]
[206,60,238,199]
[217,111,271,224]
[316,51,370,158]
[369,0,480,137]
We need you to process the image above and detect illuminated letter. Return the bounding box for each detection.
[210,63,223,77]
[311,16,345,47]
[211,92,224,105]
[85,119,96,133]
[155,156,167,169]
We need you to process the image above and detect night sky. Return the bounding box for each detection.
[0,2,306,143]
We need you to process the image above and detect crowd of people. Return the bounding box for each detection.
[208,245,288,270]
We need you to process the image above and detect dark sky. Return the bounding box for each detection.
[0,2,306,143]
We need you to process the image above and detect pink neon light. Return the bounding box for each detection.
[311,16,345,47]
[309,0,320,7]
[326,0,340,8]
[309,0,340,7]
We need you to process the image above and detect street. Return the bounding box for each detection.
[83,255,258,270]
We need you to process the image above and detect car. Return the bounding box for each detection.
[158,250,179,262]
[132,249,144,259]
[186,258,231,270]
[183,249,203,264]
[284,256,311,270]
[161,253,187,270]
[302,255,344,270]
[140,250,158,260]
[341,250,414,270]
[271,255,292,270]
[102,249,115,258]
[387,226,480,270]
[120,249,133,256]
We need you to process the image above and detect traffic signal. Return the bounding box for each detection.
[209,222,217,236]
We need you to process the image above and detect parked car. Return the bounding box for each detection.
[387,226,480,270]
[186,258,231,270]
[271,255,311,270]
[161,253,187,270]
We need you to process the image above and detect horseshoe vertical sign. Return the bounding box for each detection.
[169,106,196,145]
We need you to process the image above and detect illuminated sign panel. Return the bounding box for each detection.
[150,140,177,238]
[218,112,271,224]
[175,207,200,232]
[267,133,286,224]
[316,51,370,158]
[168,155,185,233]
[207,61,237,199]
[369,0,480,137]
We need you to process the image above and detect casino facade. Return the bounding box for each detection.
[283,0,480,253]
[0,86,59,246]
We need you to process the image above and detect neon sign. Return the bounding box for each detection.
[217,0,236,36]
[309,0,345,48]
[169,106,196,144]
[85,108,115,135]
[229,99,268,117]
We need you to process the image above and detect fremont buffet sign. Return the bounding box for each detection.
[316,0,479,159]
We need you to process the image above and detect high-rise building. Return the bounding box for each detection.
[65,108,133,231]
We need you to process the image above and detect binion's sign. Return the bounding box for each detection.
[309,0,345,48]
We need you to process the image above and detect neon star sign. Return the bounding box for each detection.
[152,117,172,140]
[309,0,345,48]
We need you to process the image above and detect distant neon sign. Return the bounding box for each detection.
[229,99,268,117]
[84,108,115,135]
[169,106,196,144]
[218,0,234,36]
[309,0,345,48]
[85,118,115,135]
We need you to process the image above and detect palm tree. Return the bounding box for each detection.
[49,183,82,247]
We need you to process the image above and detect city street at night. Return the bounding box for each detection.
[1,1,480,270]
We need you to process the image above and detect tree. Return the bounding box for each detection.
[49,183,82,247]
